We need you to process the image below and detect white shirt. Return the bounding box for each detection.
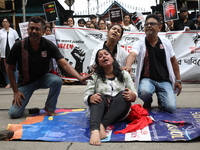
[0,27,19,58]
[131,36,176,90]
[123,24,138,32]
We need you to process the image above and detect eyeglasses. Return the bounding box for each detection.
[28,27,41,31]
[2,21,9,24]
[144,22,159,27]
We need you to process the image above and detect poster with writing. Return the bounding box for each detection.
[0,0,5,9]
[108,7,123,25]
[43,1,59,22]
[131,12,145,31]
[19,22,29,39]
[163,0,178,22]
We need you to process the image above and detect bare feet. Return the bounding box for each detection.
[100,124,107,139]
[44,107,57,116]
[5,84,11,88]
[90,130,101,146]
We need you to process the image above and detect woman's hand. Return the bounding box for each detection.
[122,88,136,102]
[90,93,102,104]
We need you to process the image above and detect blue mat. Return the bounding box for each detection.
[8,108,200,142]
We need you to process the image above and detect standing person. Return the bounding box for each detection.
[6,16,90,119]
[173,7,196,31]
[0,18,19,88]
[66,17,75,27]
[78,18,86,27]
[123,14,182,112]
[44,26,52,35]
[123,14,138,32]
[195,14,200,30]
[84,49,137,146]
[98,19,106,30]
[90,24,128,68]
[89,23,96,29]
[85,21,91,28]
[90,15,98,29]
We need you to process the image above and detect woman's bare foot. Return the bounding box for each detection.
[5,84,11,88]
[90,130,101,146]
[100,124,107,139]
[44,107,57,116]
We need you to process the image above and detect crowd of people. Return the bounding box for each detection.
[0,6,199,145]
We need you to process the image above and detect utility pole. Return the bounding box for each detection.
[96,0,99,14]
[12,0,16,29]
[198,0,200,13]
[88,0,90,15]
[22,0,26,22]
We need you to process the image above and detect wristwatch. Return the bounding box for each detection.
[176,79,182,83]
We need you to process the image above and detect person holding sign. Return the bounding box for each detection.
[6,16,90,119]
[123,14,182,112]
[84,49,137,146]
[173,7,196,31]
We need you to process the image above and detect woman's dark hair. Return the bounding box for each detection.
[108,24,124,38]
[28,16,46,29]
[123,14,132,24]
[78,18,86,24]
[44,26,52,31]
[94,49,124,83]
[98,19,106,26]
[2,17,11,24]
[67,16,75,25]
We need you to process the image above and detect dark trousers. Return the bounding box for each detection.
[90,91,131,131]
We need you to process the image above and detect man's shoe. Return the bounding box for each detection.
[143,102,152,111]
[0,130,14,140]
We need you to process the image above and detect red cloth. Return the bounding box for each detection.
[114,104,153,134]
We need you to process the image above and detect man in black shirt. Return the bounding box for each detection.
[6,16,90,119]
[124,14,182,112]
[173,7,196,31]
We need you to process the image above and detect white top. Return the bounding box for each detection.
[131,36,176,90]
[123,24,138,32]
[90,42,129,67]
[0,27,19,58]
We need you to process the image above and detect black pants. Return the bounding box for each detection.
[90,91,131,131]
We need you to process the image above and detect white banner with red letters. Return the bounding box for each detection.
[54,26,200,82]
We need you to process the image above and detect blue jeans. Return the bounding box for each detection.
[9,73,62,119]
[138,78,176,113]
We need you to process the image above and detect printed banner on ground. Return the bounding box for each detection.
[8,108,200,142]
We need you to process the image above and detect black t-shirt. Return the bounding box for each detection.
[6,37,64,86]
[141,38,169,82]
[173,19,196,30]
[103,41,117,58]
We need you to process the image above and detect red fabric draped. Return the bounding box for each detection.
[114,104,153,134]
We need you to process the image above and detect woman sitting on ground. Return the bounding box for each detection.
[84,49,137,146]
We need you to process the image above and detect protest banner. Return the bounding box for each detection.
[0,0,5,9]
[131,12,145,31]
[43,1,59,22]
[54,26,200,82]
[163,0,179,22]
[108,7,123,25]
[18,22,29,39]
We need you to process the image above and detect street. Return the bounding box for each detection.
[0,83,200,150]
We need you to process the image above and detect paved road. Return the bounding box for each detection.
[0,83,200,150]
